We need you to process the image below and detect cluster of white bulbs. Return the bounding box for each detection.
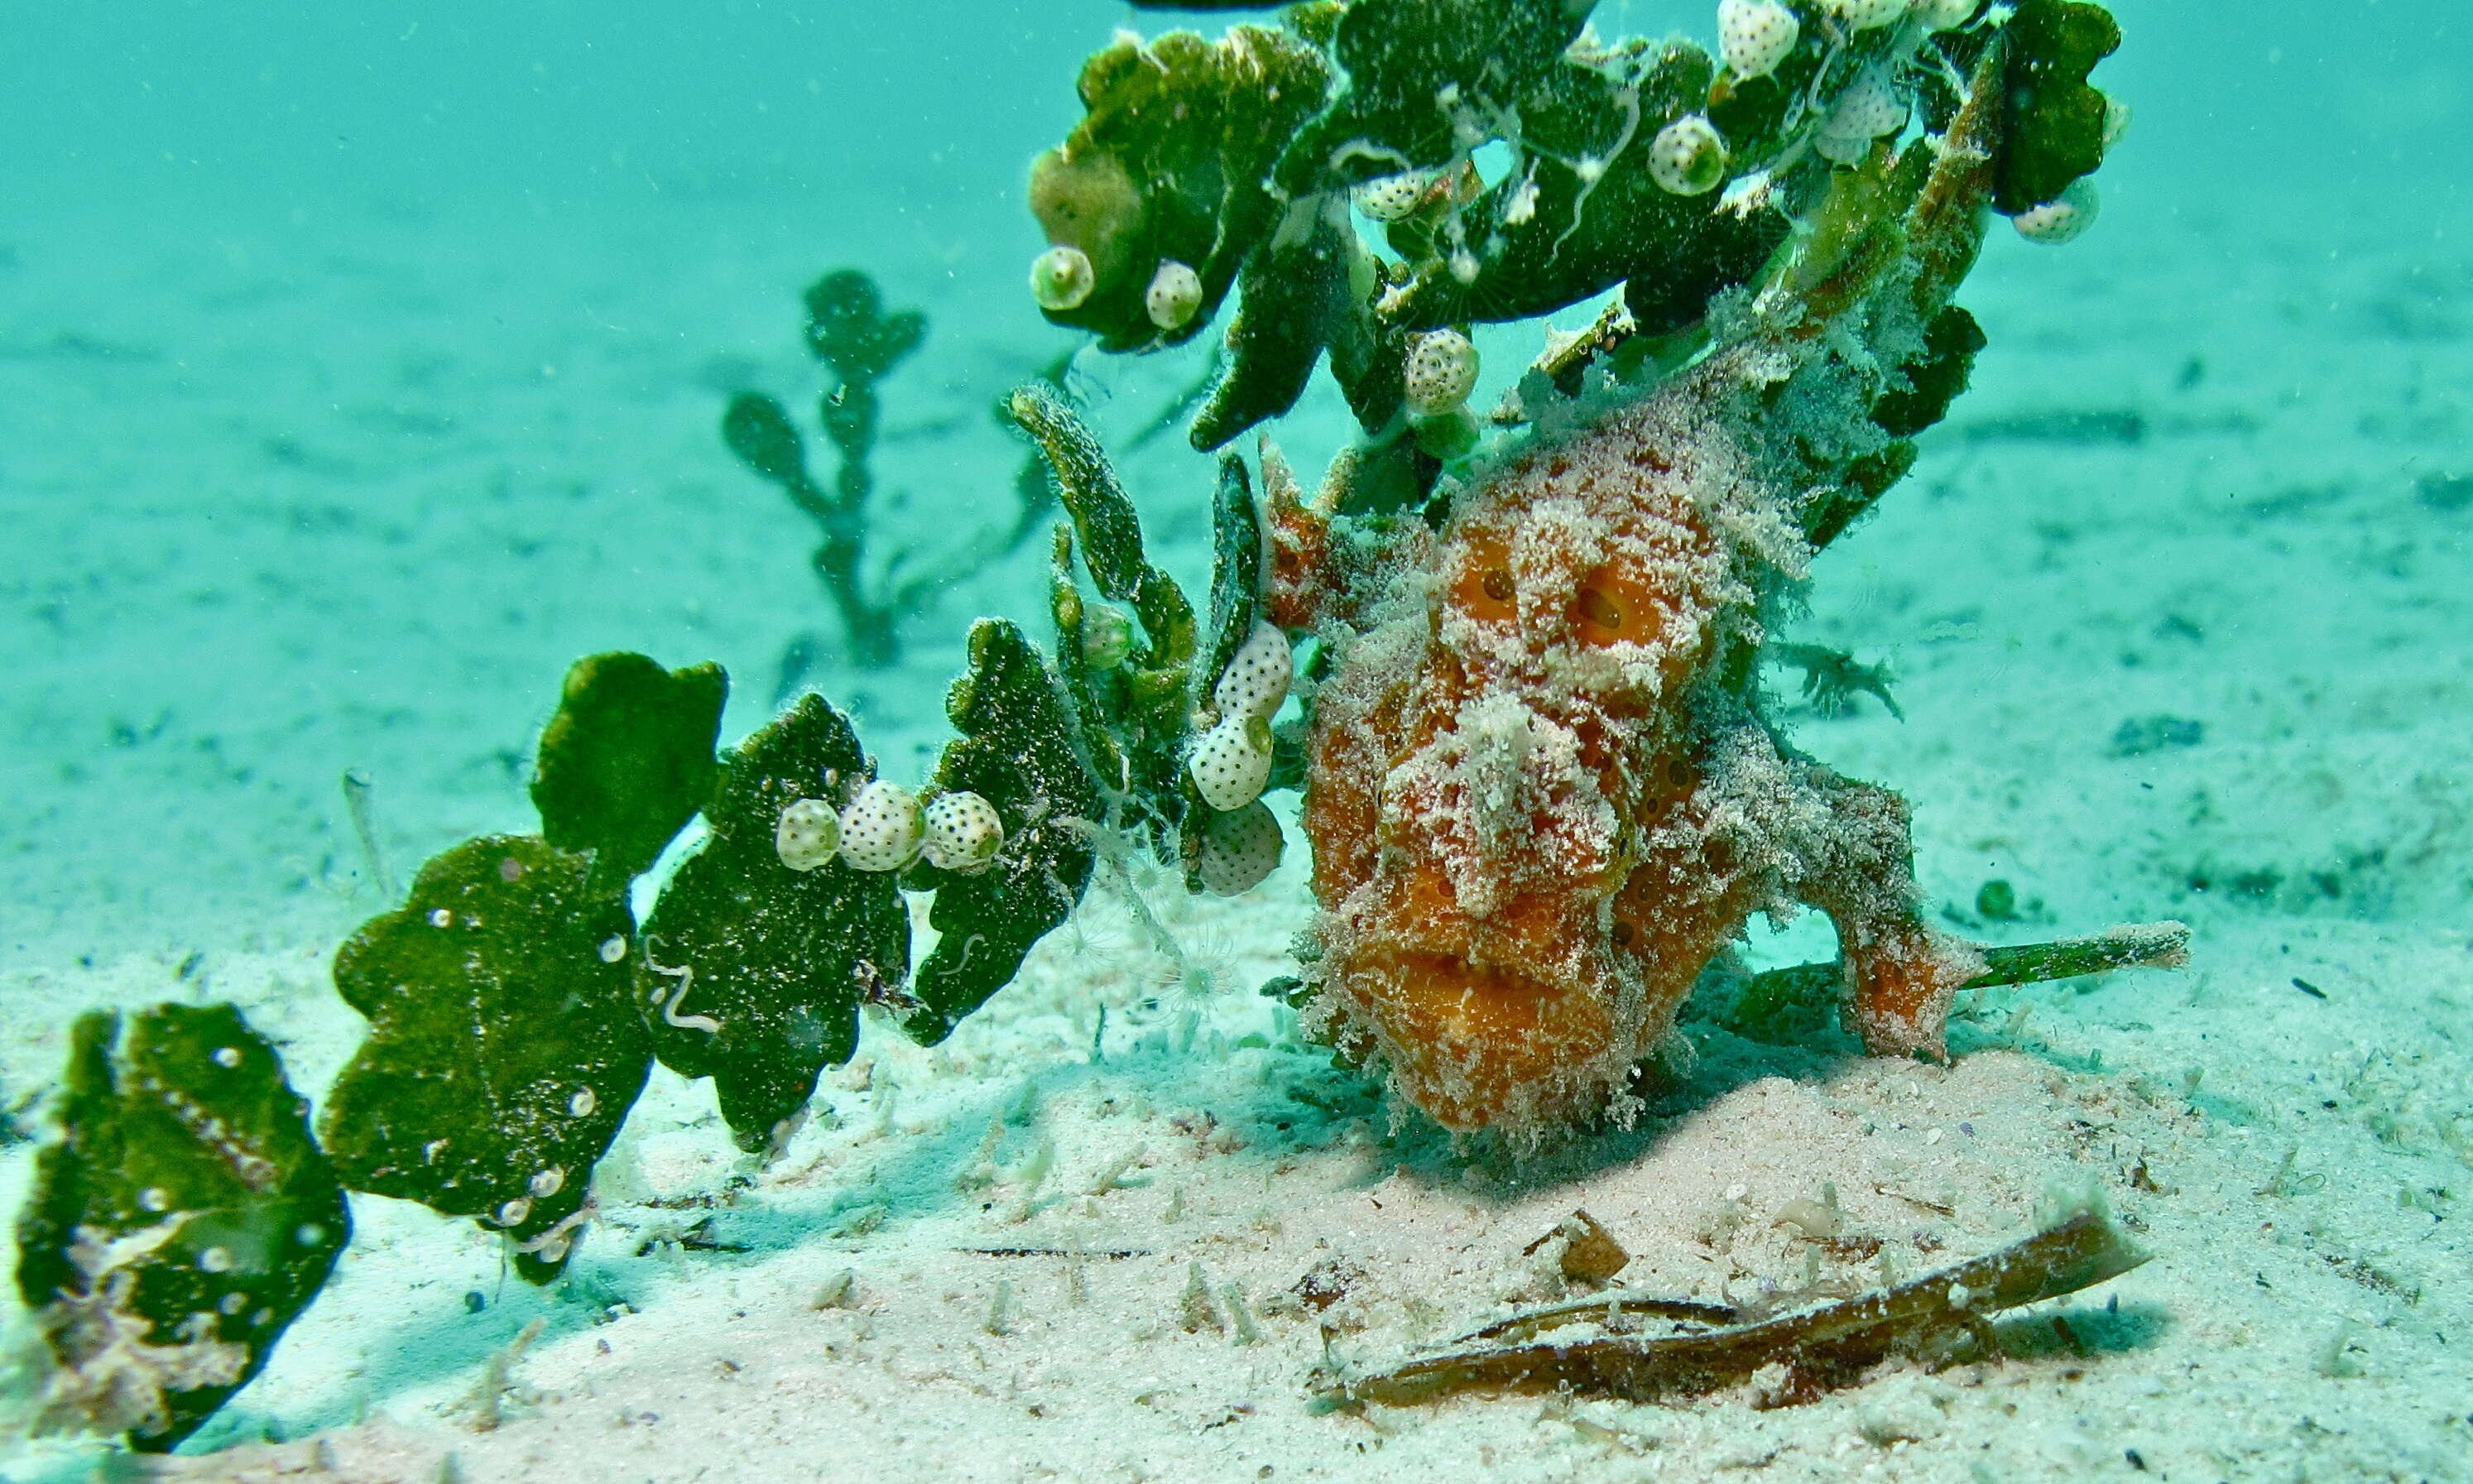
[773,780,1005,876]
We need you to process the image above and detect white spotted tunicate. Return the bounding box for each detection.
[598,934,627,963]
[1819,65,1907,159]
[920,790,1005,875]
[1717,0,1798,79]
[1914,0,1978,31]
[1352,170,1432,223]
[211,1046,242,1069]
[1029,245,1096,312]
[2102,96,2133,150]
[2011,179,2100,246]
[1082,604,1134,670]
[1212,622,1293,724]
[1403,329,1479,419]
[197,1246,235,1275]
[1829,0,1907,28]
[428,908,453,929]
[774,796,843,872]
[1145,260,1203,331]
[1188,714,1275,813]
[1647,114,1729,196]
[1197,800,1285,896]
[838,780,925,872]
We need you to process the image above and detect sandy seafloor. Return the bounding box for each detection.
[6,6,2473,1482]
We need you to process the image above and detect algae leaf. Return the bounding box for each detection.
[1997,0,2121,215]
[1372,40,1786,335]
[1011,382,1197,820]
[638,692,909,1150]
[1191,206,1360,453]
[1048,526,1128,800]
[321,834,646,1282]
[14,1003,349,1451]
[1010,382,1189,655]
[1272,0,1590,197]
[803,268,925,384]
[1195,452,1265,701]
[530,651,727,893]
[721,391,813,493]
[901,618,1102,1044]
[1030,25,1331,352]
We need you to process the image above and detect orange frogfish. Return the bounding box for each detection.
[1294,372,1984,1133]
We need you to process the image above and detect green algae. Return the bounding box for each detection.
[637,694,907,1152]
[900,619,1102,1044]
[15,1005,348,1451]
[531,651,727,895]
[322,836,645,1281]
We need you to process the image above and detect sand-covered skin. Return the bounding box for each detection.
[7,38,2473,1484]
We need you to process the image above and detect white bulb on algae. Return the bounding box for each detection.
[838,780,924,872]
[774,798,842,872]
[1030,245,1096,311]
[2012,179,2100,246]
[1404,329,1479,419]
[1648,113,1729,196]
[1830,0,1907,29]
[1188,714,1275,812]
[1913,0,1978,31]
[1818,64,1906,162]
[1717,0,1798,79]
[1197,801,1285,896]
[1145,260,1203,331]
[1352,170,1433,223]
[1212,622,1293,723]
[1081,603,1134,670]
[921,791,1004,874]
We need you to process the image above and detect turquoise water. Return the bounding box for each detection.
[5,3,2471,1479]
